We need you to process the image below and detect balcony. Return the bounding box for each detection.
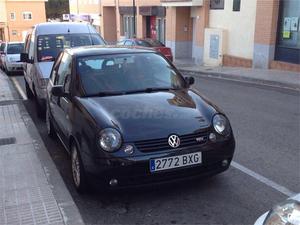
[161,0,203,7]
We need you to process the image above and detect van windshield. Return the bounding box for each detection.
[37,34,105,62]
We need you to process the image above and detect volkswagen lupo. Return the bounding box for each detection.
[46,46,235,192]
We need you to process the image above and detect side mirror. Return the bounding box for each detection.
[185,76,195,87]
[51,85,68,97]
[20,53,29,63]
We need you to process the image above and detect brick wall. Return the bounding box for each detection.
[254,0,279,45]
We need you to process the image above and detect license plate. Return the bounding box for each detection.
[150,152,202,172]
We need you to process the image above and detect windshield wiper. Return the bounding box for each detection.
[125,87,180,94]
[85,91,125,97]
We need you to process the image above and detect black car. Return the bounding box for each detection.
[46,46,235,192]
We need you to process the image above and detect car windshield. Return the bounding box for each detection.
[37,34,105,62]
[7,43,24,54]
[77,53,186,96]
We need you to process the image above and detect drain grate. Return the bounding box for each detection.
[0,137,16,146]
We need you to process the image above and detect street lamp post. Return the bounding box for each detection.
[133,0,136,38]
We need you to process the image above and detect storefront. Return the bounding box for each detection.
[275,0,300,64]
[139,6,166,44]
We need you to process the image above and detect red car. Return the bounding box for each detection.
[117,38,173,62]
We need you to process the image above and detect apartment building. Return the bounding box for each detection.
[0,0,47,42]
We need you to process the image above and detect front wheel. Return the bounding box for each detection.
[71,142,88,193]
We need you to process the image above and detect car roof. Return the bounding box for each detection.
[66,46,156,57]
[35,22,97,35]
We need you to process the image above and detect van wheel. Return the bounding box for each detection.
[71,142,88,193]
[25,79,34,99]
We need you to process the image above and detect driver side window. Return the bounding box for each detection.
[55,53,72,93]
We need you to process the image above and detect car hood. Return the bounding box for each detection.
[79,90,219,142]
[37,62,54,78]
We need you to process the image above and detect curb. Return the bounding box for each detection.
[179,69,300,91]
[3,72,85,225]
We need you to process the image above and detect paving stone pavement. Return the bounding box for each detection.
[0,71,84,225]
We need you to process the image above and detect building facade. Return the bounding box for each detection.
[100,0,299,71]
[0,0,47,42]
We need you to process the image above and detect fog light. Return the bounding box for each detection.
[109,179,118,187]
[222,160,229,167]
[124,145,134,155]
[209,133,217,142]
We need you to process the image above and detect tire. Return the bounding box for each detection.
[46,104,56,138]
[71,142,88,193]
[25,79,34,99]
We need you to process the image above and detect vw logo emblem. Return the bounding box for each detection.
[168,135,181,148]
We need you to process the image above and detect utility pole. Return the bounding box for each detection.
[133,0,136,38]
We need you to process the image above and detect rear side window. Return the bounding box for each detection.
[55,53,72,86]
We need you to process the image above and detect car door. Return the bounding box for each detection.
[52,52,73,144]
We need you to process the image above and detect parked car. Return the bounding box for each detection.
[0,42,6,70]
[254,193,300,225]
[21,22,106,117]
[1,42,24,75]
[117,38,173,62]
[46,46,235,193]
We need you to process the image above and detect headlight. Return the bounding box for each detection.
[263,200,300,225]
[99,128,122,152]
[213,114,231,136]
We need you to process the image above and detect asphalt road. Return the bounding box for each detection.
[7,72,300,225]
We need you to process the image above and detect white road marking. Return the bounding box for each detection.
[11,77,27,100]
[232,161,296,197]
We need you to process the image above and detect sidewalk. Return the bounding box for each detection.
[175,61,300,91]
[0,71,84,225]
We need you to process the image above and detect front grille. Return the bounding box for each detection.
[135,131,209,153]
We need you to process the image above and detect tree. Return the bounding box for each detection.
[45,0,70,19]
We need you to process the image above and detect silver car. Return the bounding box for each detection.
[1,42,24,74]
[21,22,105,117]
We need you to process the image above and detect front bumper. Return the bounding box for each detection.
[83,137,235,188]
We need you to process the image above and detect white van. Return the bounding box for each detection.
[21,22,105,117]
